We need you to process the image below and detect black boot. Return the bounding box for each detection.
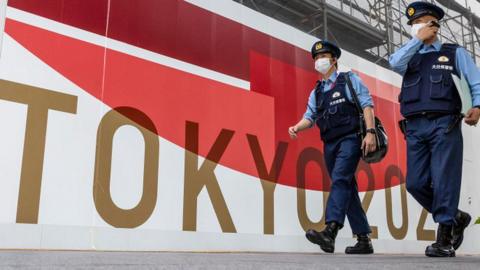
[305,222,341,253]
[452,210,471,250]
[345,234,374,254]
[425,224,455,257]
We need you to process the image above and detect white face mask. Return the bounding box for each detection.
[410,22,428,38]
[315,58,332,74]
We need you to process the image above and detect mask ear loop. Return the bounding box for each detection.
[331,58,337,70]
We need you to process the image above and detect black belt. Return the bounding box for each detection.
[406,112,451,120]
[404,112,463,134]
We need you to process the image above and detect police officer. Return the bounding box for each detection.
[288,40,377,254]
[389,1,480,257]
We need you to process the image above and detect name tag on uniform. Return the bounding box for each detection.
[329,91,346,106]
[432,64,453,71]
[330,98,346,106]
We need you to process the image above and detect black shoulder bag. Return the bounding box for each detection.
[344,72,388,163]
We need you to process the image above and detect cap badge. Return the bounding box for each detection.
[408,7,415,17]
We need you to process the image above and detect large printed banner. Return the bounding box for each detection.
[0,0,7,55]
[0,0,478,253]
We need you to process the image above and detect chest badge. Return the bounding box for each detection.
[332,91,341,98]
[438,56,449,62]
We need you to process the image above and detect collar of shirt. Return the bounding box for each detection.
[320,70,338,92]
[420,39,442,53]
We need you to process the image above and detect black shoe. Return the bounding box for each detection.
[425,224,455,257]
[345,234,374,254]
[452,210,471,250]
[306,222,341,253]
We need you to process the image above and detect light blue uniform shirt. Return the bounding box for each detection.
[303,71,374,124]
[389,37,480,107]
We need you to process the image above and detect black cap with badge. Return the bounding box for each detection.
[311,40,342,59]
[406,1,445,25]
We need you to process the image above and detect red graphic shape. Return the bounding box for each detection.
[5,9,406,191]
[8,0,312,81]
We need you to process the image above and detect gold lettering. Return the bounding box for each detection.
[183,121,236,232]
[246,134,288,235]
[93,107,159,228]
[0,80,77,224]
[384,166,408,240]
[417,208,436,241]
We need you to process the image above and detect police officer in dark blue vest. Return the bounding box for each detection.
[390,1,480,257]
[289,40,377,254]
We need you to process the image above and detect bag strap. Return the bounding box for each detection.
[312,80,323,110]
[343,72,364,116]
[313,80,323,101]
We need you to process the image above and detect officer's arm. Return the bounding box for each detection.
[389,37,423,75]
[293,119,314,133]
[347,72,376,129]
[363,107,375,130]
[455,47,480,107]
[348,72,377,153]
[297,89,317,131]
[349,72,374,110]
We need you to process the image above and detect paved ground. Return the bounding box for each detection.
[0,251,478,270]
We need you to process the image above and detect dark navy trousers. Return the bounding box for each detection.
[324,133,371,235]
[405,115,463,225]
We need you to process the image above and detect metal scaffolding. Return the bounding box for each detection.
[234,0,480,69]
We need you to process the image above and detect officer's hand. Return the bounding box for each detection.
[464,107,480,126]
[416,23,438,41]
[362,133,377,156]
[288,126,298,139]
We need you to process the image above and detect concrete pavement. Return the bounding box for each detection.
[0,251,478,269]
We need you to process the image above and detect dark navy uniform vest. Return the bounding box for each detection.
[400,44,462,117]
[315,73,360,142]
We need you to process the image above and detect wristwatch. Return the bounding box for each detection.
[366,128,376,134]
[474,105,480,109]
